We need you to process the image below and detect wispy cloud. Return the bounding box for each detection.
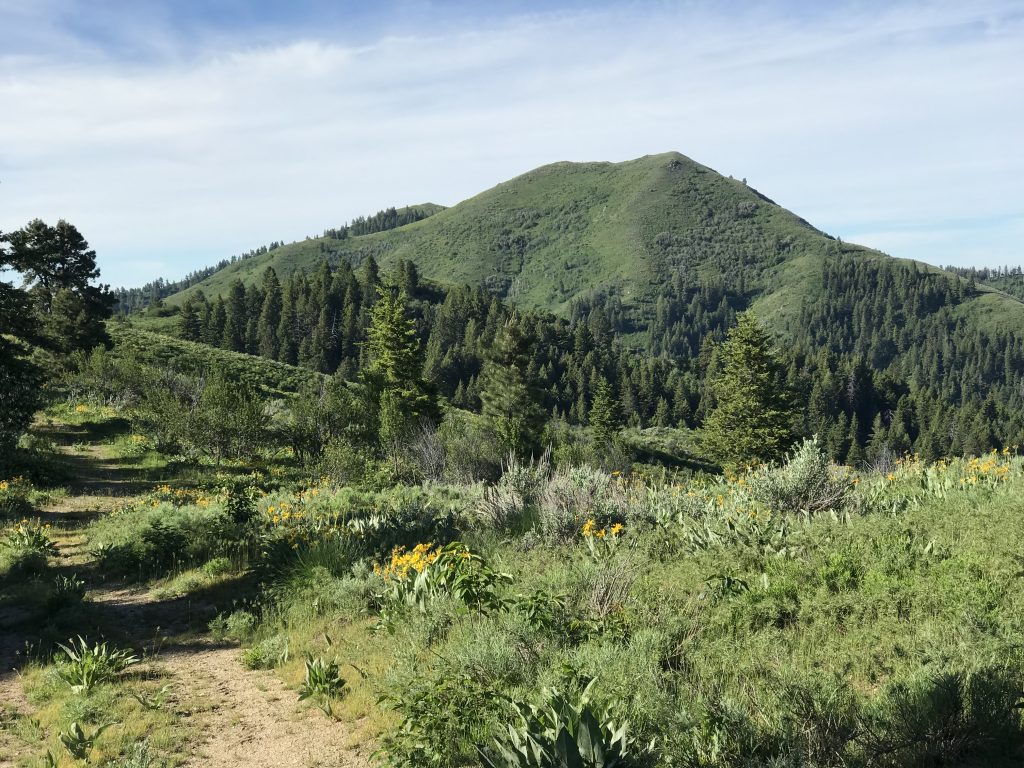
[1,0,1022,285]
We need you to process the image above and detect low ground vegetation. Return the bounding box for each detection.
[8,399,1019,766]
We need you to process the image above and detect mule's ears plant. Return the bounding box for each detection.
[56,636,140,694]
[129,684,174,711]
[298,635,349,718]
[375,541,513,631]
[479,679,647,768]
[59,720,116,761]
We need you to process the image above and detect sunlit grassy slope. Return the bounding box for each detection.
[164,152,1024,336]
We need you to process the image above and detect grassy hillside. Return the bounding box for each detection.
[164,152,1024,337]
[107,323,322,395]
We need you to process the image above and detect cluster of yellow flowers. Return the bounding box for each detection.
[0,476,29,495]
[108,485,218,517]
[70,402,118,419]
[266,501,306,526]
[880,448,1018,492]
[960,451,1014,485]
[581,519,624,539]
[7,518,52,540]
[151,485,215,507]
[374,543,440,581]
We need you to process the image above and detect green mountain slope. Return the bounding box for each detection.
[164,152,1024,336]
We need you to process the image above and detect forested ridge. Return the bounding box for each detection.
[154,237,1024,466]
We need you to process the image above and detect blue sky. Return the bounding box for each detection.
[1,0,1022,287]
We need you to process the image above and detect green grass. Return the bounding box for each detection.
[231,451,1024,766]
[9,394,1024,766]
[159,152,1024,339]
[106,323,323,396]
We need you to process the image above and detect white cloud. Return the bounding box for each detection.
[1,0,1022,285]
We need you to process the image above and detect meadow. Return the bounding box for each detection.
[3,396,1023,767]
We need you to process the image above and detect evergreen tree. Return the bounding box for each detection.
[257,268,283,359]
[701,313,798,470]
[222,280,247,352]
[479,317,545,458]
[179,298,204,341]
[365,287,437,464]
[589,376,622,444]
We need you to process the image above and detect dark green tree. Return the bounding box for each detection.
[257,268,283,359]
[701,313,798,470]
[365,287,436,466]
[179,298,204,341]
[589,376,622,444]
[479,317,545,458]
[3,219,113,351]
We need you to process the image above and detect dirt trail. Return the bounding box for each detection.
[2,437,369,767]
[83,586,370,768]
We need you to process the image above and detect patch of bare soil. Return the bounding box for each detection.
[171,643,369,768]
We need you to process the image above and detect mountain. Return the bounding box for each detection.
[141,152,1024,459]
[162,152,1023,332]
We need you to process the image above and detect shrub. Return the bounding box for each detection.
[209,609,258,643]
[477,455,547,533]
[378,672,498,767]
[108,740,167,768]
[48,573,87,609]
[861,669,1024,766]
[55,636,140,694]
[0,476,35,519]
[239,634,290,670]
[744,437,854,517]
[298,649,349,716]
[538,466,625,542]
[438,411,504,483]
[479,679,645,768]
[1,518,58,576]
[377,542,512,619]
[58,721,115,761]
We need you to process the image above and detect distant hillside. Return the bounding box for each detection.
[140,153,1024,460]
[164,152,1024,338]
[116,203,445,314]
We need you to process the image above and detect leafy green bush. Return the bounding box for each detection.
[862,669,1024,766]
[378,542,512,621]
[209,609,258,643]
[0,476,35,519]
[298,647,349,716]
[477,455,547,532]
[378,672,498,767]
[108,740,167,768]
[240,634,290,670]
[55,636,140,694]
[58,721,115,761]
[1,518,58,576]
[90,501,242,580]
[48,573,87,609]
[479,679,646,768]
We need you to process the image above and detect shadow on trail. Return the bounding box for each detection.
[33,418,132,446]
[0,570,260,682]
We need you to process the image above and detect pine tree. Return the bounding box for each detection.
[222,280,247,352]
[207,298,227,347]
[365,287,436,465]
[589,376,622,444]
[701,313,797,470]
[179,298,204,341]
[479,317,545,458]
[257,268,283,359]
